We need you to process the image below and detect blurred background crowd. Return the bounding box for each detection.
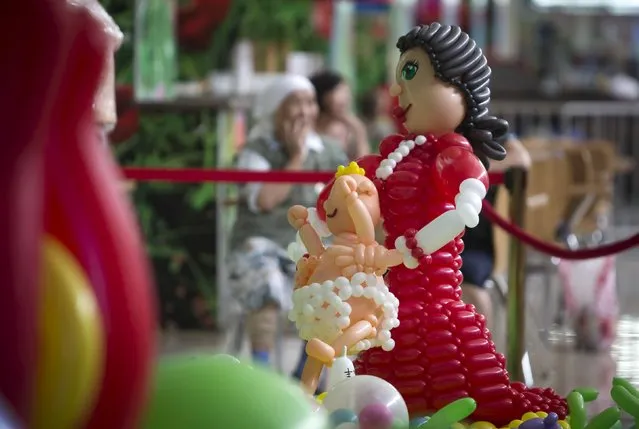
[105,0,638,398]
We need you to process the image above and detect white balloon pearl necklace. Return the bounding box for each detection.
[375,135,427,180]
[288,272,400,353]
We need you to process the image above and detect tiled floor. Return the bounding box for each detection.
[159,224,639,417]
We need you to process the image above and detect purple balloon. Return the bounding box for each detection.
[518,418,545,429]
[544,413,559,427]
[358,403,394,429]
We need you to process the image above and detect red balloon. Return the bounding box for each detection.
[312,0,332,40]
[109,109,140,144]
[44,9,156,429]
[0,0,69,419]
[354,134,567,426]
[178,0,232,48]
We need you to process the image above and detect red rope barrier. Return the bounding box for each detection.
[121,168,333,184]
[121,167,635,259]
[482,200,639,260]
[121,167,505,185]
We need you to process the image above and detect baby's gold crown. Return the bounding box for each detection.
[335,161,365,178]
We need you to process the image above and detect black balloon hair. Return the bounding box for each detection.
[397,23,508,167]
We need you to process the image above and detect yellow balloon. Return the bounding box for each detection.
[32,236,104,429]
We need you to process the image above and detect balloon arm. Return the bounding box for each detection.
[299,224,324,256]
[384,249,404,268]
[434,144,489,199]
[346,197,375,245]
[395,210,465,268]
[395,183,485,268]
[393,146,489,269]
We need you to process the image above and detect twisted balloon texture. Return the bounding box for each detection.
[354,134,567,426]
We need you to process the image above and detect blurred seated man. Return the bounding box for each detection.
[227,75,348,366]
[461,134,532,329]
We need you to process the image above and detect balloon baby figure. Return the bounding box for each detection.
[287,162,405,395]
[351,23,568,425]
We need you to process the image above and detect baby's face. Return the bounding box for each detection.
[324,175,381,235]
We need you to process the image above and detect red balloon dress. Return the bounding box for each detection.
[355,133,567,426]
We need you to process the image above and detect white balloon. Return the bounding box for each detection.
[322,375,409,425]
[326,347,356,390]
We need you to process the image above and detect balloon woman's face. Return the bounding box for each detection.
[389,47,466,135]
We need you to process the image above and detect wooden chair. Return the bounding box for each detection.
[572,141,620,235]
[522,142,568,244]
[561,144,597,235]
[523,140,598,239]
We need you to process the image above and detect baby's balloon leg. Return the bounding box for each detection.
[300,357,324,395]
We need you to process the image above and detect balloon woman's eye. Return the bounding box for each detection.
[401,61,418,80]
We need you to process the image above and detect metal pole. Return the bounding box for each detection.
[506,167,528,382]
[386,0,417,85]
[215,110,229,330]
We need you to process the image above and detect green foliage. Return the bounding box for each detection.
[106,0,225,328]
[101,0,134,82]
[114,107,218,329]
[354,16,388,96]
[237,0,326,52]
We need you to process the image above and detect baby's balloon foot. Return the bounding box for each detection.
[306,338,335,365]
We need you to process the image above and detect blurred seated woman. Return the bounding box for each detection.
[461,134,532,329]
[359,86,396,144]
[310,70,370,160]
[227,75,348,365]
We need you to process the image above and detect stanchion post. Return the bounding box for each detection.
[505,167,528,382]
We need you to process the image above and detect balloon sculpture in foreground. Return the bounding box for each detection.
[142,354,327,429]
[0,1,155,428]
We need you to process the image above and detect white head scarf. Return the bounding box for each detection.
[248,74,323,149]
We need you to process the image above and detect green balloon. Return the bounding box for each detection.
[420,398,477,429]
[141,354,328,429]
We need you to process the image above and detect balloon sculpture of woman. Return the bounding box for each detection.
[342,24,568,425]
